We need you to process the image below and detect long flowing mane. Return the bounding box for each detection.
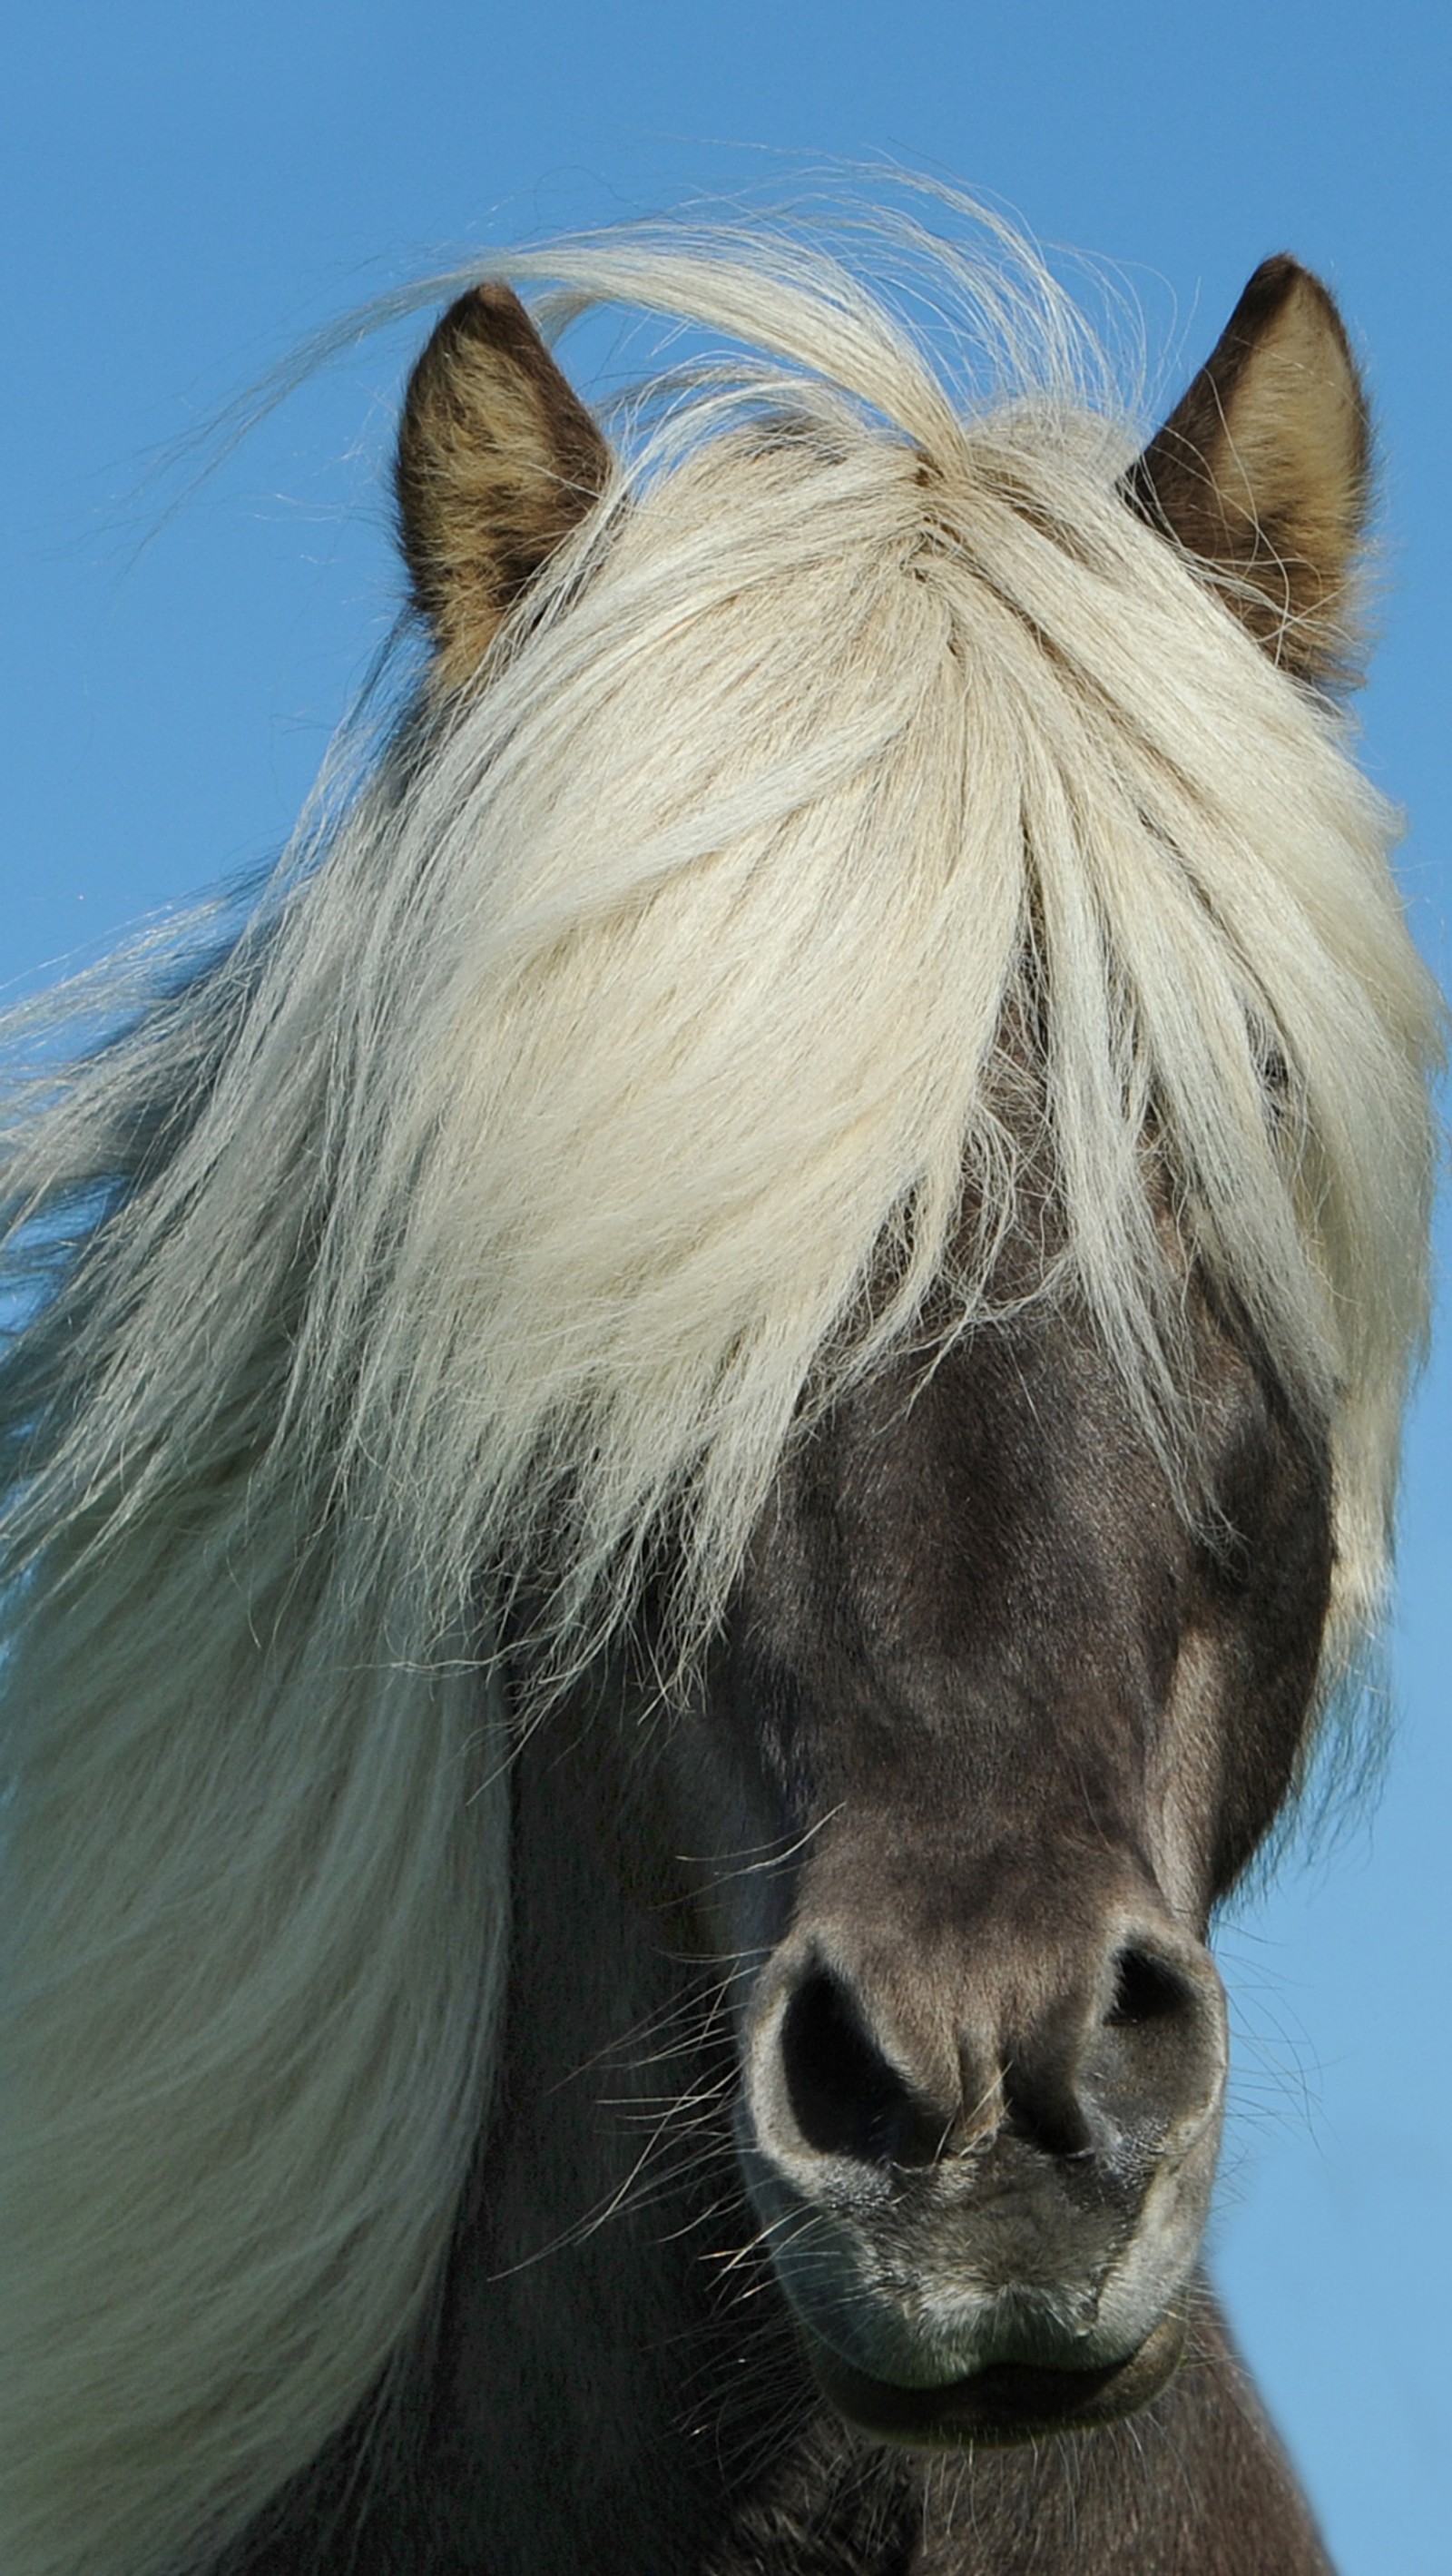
[0,202,1440,2576]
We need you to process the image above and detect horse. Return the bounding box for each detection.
[0,201,1441,2576]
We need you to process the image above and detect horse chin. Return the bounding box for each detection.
[799,2304,1188,2451]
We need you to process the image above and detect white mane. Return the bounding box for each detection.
[0,202,1440,2576]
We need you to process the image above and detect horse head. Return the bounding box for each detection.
[394,250,1378,2450]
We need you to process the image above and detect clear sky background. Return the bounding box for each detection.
[3,5,1447,2569]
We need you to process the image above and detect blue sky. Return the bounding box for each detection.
[3,5,1447,2567]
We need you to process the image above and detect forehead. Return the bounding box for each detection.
[731,1244,1324,1744]
[743,1294,1179,1669]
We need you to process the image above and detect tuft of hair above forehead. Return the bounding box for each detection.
[272,220,1437,1686]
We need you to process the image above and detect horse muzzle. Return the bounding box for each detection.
[733,1882,1228,2446]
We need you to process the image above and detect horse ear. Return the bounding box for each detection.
[397,283,611,687]
[1123,256,1370,683]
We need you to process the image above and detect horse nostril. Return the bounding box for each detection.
[1093,1938,1221,2139]
[779,1965,946,2168]
[1107,1945,1196,2029]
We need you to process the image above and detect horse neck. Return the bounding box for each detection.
[425,1666,790,2571]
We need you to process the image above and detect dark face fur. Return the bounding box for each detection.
[660,1260,1331,2447]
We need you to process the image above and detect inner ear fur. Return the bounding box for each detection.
[397,282,611,689]
[1124,255,1371,684]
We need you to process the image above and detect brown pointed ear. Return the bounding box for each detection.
[396,283,611,687]
[1123,256,1371,683]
